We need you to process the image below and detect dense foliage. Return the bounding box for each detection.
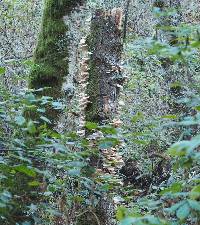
[0,0,200,225]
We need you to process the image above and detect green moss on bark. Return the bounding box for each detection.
[29,0,83,123]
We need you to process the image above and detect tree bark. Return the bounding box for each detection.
[29,0,83,124]
[77,8,123,225]
[85,9,123,124]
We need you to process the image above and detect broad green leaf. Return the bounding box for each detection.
[169,135,200,157]
[15,115,26,126]
[40,116,51,124]
[14,165,36,177]
[188,200,200,211]
[52,101,64,109]
[66,161,86,167]
[0,191,12,203]
[99,138,119,149]
[0,67,6,75]
[27,120,36,134]
[22,221,32,225]
[85,122,98,130]
[131,112,144,123]
[168,141,189,157]
[133,139,149,145]
[176,203,190,220]
[119,217,138,225]
[25,93,36,102]
[28,181,41,187]
[194,106,200,111]
[190,185,200,199]
[99,141,114,149]
[145,215,162,225]
[37,108,46,113]
[23,60,34,66]
[165,201,183,214]
[100,126,117,134]
[116,206,127,221]
[68,169,80,177]
[160,182,182,195]
[28,203,37,212]
[161,114,177,119]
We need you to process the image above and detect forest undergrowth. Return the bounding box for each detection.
[0,0,200,225]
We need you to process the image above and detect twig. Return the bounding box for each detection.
[89,208,101,225]
[76,208,101,225]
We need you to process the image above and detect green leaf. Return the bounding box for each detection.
[188,200,200,211]
[120,217,137,225]
[28,180,41,187]
[27,120,36,134]
[145,215,162,225]
[165,201,184,214]
[176,203,190,220]
[37,108,46,113]
[15,115,26,126]
[100,126,117,134]
[25,93,36,102]
[99,141,114,149]
[160,182,182,195]
[161,114,177,119]
[66,161,86,167]
[40,116,51,124]
[190,185,200,199]
[0,191,12,203]
[131,112,144,123]
[23,60,34,66]
[85,122,98,130]
[194,106,200,111]
[168,135,200,157]
[68,169,80,177]
[52,101,64,109]
[133,139,149,145]
[0,67,6,75]
[28,204,37,214]
[99,138,120,149]
[14,165,36,177]
[116,206,127,221]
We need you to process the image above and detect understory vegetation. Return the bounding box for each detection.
[0,0,200,225]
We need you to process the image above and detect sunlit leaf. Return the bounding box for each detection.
[85,122,98,130]
[14,165,36,177]
[0,67,6,75]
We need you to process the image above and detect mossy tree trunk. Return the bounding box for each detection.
[77,9,123,225]
[29,0,83,124]
[85,9,123,124]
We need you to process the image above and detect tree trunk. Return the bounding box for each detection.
[77,8,123,225]
[85,9,123,124]
[29,0,83,124]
